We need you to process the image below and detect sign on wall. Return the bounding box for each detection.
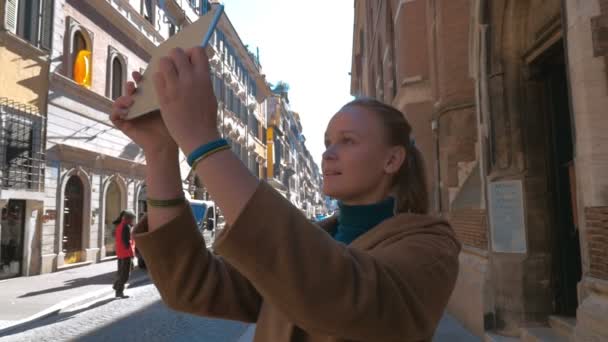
[488,180,527,253]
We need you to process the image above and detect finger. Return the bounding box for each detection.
[158,56,178,86]
[170,48,192,79]
[110,106,130,121]
[153,71,168,102]
[132,71,143,84]
[113,95,134,109]
[126,81,136,96]
[189,47,210,74]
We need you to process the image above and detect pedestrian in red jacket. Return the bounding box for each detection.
[112,210,136,298]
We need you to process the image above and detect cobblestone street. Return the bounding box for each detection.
[0,280,250,342]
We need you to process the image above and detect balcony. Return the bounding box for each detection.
[0,98,45,192]
[161,0,188,26]
[85,0,164,53]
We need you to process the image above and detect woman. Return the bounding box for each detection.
[111,47,460,341]
[112,210,136,298]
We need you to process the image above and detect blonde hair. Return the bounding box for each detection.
[342,97,429,214]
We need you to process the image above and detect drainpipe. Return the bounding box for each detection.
[478,23,490,210]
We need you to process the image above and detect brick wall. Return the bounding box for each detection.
[435,0,475,105]
[450,208,488,250]
[395,0,429,82]
[586,206,608,280]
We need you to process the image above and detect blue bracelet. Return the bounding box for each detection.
[187,138,230,166]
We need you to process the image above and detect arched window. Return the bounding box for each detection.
[72,31,92,88]
[111,57,123,100]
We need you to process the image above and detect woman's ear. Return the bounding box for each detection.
[384,145,406,175]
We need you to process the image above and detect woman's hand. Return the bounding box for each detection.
[153,47,220,155]
[111,71,178,157]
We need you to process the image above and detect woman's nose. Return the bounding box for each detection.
[322,145,338,160]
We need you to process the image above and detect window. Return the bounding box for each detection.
[110,58,124,100]
[72,31,92,88]
[0,101,44,191]
[248,154,257,177]
[4,0,54,50]
[141,0,155,25]
[249,114,259,139]
[199,0,210,14]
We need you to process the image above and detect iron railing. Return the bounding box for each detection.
[0,98,45,191]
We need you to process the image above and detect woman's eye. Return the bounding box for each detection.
[342,137,354,144]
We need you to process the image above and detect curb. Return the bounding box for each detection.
[0,272,149,337]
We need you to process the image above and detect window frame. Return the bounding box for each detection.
[65,17,94,82]
[106,46,128,100]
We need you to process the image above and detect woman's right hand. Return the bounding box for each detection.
[111,71,178,156]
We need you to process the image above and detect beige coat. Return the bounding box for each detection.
[133,182,460,341]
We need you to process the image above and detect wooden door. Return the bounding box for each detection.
[63,176,84,262]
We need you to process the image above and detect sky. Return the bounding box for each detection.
[222,0,355,167]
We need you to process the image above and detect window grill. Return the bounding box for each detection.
[0,98,45,191]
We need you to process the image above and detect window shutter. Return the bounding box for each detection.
[4,0,19,34]
[39,0,53,50]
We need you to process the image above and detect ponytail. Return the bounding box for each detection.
[395,142,429,214]
[112,211,125,225]
[343,97,430,214]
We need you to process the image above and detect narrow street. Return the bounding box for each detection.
[0,280,250,342]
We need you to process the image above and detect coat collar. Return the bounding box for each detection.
[317,213,456,250]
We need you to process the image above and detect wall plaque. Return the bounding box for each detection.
[488,180,527,253]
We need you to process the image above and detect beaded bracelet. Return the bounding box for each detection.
[187,138,229,167]
[191,144,231,170]
[146,196,186,208]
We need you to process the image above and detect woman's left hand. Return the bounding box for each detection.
[153,47,220,155]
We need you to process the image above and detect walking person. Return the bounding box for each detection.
[111,47,460,341]
[112,210,135,298]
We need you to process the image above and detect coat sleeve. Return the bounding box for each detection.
[213,182,460,341]
[132,204,262,323]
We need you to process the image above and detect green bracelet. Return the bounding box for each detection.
[146,196,186,207]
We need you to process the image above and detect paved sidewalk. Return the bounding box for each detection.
[433,314,480,341]
[0,257,479,341]
[0,259,147,331]
[236,313,480,342]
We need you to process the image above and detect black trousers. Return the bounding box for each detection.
[113,258,132,293]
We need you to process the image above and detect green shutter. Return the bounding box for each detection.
[39,0,54,51]
[26,0,40,45]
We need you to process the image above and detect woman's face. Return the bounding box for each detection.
[322,106,404,205]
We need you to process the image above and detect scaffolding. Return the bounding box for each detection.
[0,98,45,192]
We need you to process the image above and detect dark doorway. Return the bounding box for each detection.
[63,176,84,264]
[0,200,26,279]
[536,42,582,316]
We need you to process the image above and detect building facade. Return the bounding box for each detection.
[266,92,324,218]
[0,0,53,279]
[40,0,182,273]
[351,0,608,340]
[0,0,272,276]
[186,2,272,202]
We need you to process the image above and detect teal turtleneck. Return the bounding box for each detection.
[333,197,395,244]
